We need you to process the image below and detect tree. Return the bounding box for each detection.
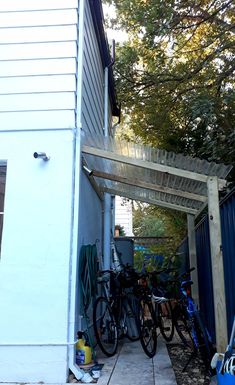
[105,0,235,180]
[133,202,187,255]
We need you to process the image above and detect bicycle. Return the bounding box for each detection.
[135,268,175,358]
[93,268,139,357]
[172,268,215,372]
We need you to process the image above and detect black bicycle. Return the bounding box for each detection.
[93,268,139,357]
[136,269,175,358]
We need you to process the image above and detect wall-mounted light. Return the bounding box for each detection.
[33,152,50,161]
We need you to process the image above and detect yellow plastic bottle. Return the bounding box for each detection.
[76,332,92,365]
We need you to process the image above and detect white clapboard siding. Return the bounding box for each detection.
[0,93,75,112]
[0,2,78,131]
[0,10,77,28]
[0,111,75,130]
[0,25,77,44]
[0,58,77,77]
[0,42,77,60]
[0,0,78,12]
[82,1,104,136]
[0,75,76,94]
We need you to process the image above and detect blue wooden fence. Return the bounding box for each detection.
[178,187,235,343]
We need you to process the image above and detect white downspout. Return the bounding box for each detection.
[103,41,115,269]
[103,67,111,269]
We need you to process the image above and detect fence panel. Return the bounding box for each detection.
[177,188,235,343]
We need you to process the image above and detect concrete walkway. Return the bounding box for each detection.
[97,336,177,385]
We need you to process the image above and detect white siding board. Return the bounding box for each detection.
[82,107,99,137]
[83,58,103,118]
[0,10,77,28]
[0,75,76,94]
[83,7,103,87]
[82,86,102,135]
[0,58,77,77]
[83,37,103,103]
[0,0,78,12]
[82,2,105,136]
[0,42,77,60]
[0,92,75,112]
[0,25,77,44]
[0,111,75,130]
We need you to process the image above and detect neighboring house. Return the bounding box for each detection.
[0,0,119,383]
[115,195,133,236]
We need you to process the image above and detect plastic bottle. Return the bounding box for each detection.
[76,332,92,365]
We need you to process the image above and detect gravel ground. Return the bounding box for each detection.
[166,336,212,385]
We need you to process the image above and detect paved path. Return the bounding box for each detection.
[97,336,177,385]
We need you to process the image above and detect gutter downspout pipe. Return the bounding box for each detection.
[103,41,115,270]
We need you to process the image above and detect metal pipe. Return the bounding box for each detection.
[103,41,116,269]
[33,152,50,161]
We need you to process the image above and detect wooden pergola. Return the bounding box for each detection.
[82,134,232,351]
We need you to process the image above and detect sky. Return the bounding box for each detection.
[102,3,128,43]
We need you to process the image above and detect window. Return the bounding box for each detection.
[0,164,7,254]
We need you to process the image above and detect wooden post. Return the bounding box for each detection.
[187,214,199,306]
[207,176,227,352]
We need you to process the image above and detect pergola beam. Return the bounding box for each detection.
[101,186,198,215]
[82,159,103,201]
[92,169,207,203]
[207,176,227,351]
[82,145,227,186]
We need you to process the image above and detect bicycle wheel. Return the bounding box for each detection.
[193,311,215,370]
[139,298,157,358]
[122,295,140,341]
[93,296,118,357]
[173,304,194,349]
[158,301,174,342]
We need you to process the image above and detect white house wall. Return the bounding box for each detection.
[0,0,78,131]
[0,131,74,382]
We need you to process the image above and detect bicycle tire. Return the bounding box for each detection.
[193,311,215,370]
[93,296,118,357]
[158,301,174,342]
[173,303,194,349]
[122,295,140,341]
[139,298,157,358]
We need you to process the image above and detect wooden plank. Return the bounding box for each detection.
[82,145,227,185]
[187,214,199,306]
[207,176,227,351]
[92,169,207,202]
[101,186,198,214]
